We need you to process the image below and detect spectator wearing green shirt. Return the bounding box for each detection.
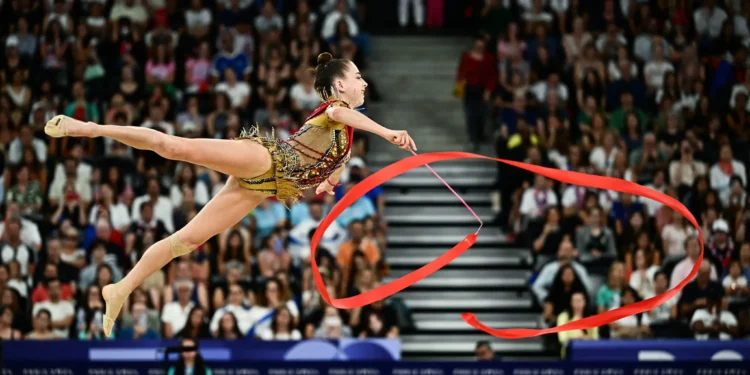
[609,91,647,135]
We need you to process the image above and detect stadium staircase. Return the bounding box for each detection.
[363,36,555,361]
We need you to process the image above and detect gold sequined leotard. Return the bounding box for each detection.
[236,100,353,203]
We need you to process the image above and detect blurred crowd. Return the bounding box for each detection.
[457,0,750,357]
[0,0,408,343]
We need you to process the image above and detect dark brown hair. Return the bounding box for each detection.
[312,52,351,101]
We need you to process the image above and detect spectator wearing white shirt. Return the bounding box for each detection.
[88,184,132,233]
[32,278,75,338]
[169,163,210,208]
[140,105,176,136]
[161,278,196,338]
[0,217,36,280]
[185,0,212,39]
[723,260,750,297]
[532,240,593,304]
[690,296,738,340]
[321,0,359,40]
[288,201,347,264]
[709,144,747,205]
[109,0,149,28]
[7,126,46,166]
[588,131,619,175]
[670,236,718,290]
[643,45,674,91]
[519,175,559,224]
[693,0,728,39]
[290,67,322,118]
[254,0,284,36]
[131,177,175,233]
[629,249,660,299]
[530,73,568,104]
[214,68,251,110]
[0,201,42,251]
[209,283,251,335]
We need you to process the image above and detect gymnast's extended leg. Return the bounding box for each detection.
[44,115,271,180]
[101,177,267,336]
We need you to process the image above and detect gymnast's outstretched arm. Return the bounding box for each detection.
[326,106,417,151]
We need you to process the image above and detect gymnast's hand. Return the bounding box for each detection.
[316,179,336,195]
[385,129,417,152]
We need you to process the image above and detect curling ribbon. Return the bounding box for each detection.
[310,152,704,338]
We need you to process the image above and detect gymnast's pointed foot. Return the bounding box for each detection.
[44,115,96,138]
[102,283,128,337]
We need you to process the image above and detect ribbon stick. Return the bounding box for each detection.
[310,152,704,338]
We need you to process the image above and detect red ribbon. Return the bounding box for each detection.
[310,152,704,338]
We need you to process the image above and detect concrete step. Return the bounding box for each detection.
[385,173,496,188]
[400,292,534,311]
[387,248,527,268]
[384,205,493,224]
[388,231,507,247]
[384,191,491,205]
[384,269,529,289]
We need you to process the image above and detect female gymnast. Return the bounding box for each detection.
[44,52,417,337]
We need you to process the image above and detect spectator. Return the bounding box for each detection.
[32,278,75,338]
[209,283,250,335]
[166,338,212,375]
[542,264,588,326]
[176,306,212,339]
[557,292,597,358]
[25,308,56,340]
[532,239,592,304]
[118,300,160,340]
[678,262,725,321]
[161,278,196,338]
[0,305,22,339]
[0,216,36,279]
[337,220,380,271]
[215,311,245,340]
[596,262,626,313]
[629,248,659,299]
[723,260,749,297]
[575,207,617,264]
[474,340,496,361]
[609,286,651,339]
[690,295,739,340]
[259,305,302,340]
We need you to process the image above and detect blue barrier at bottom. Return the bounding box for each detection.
[1,361,748,375]
[570,340,750,361]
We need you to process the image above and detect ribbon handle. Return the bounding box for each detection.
[311,152,704,338]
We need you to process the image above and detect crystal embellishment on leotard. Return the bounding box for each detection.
[234,115,350,205]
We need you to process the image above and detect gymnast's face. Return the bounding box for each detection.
[336,61,368,107]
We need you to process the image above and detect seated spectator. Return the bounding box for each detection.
[530,206,566,267]
[337,220,380,272]
[161,279,197,338]
[723,260,750,298]
[690,295,739,340]
[0,216,37,279]
[609,286,652,339]
[575,206,617,265]
[0,201,42,251]
[706,218,737,275]
[542,264,588,326]
[596,262,626,313]
[557,292,598,358]
[131,177,175,233]
[209,283,251,335]
[32,278,75,338]
[118,300,160,340]
[176,306,212,339]
[649,271,679,324]
[661,209,697,262]
[709,144,746,204]
[31,263,75,302]
[678,262,725,321]
[532,239,593,304]
[355,299,399,338]
[259,306,302,340]
[164,260,209,310]
[247,278,299,338]
[215,311,245,340]
[25,308,57,340]
[312,304,352,339]
[670,235,717,289]
[629,248,660,299]
[0,305,22,340]
[288,200,347,265]
[519,175,558,232]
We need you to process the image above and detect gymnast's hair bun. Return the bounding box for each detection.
[317,52,334,65]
